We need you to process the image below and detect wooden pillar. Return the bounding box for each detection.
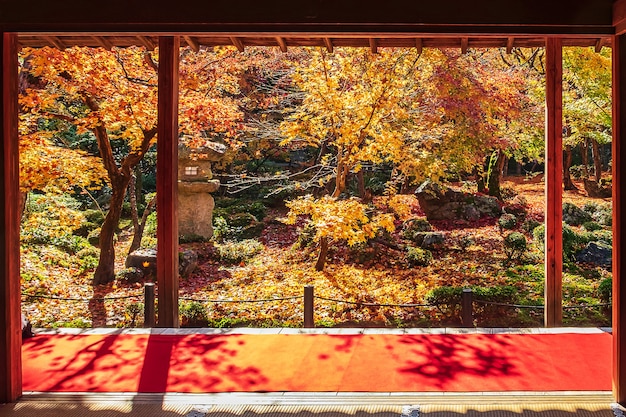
[156,36,180,328]
[0,32,22,403]
[544,37,563,327]
[613,33,626,406]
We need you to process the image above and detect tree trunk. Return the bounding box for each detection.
[592,138,602,183]
[93,175,130,285]
[581,138,590,178]
[487,150,506,200]
[563,145,578,190]
[474,166,486,193]
[315,237,329,271]
[128,195,156,255]
[357,170,366,200]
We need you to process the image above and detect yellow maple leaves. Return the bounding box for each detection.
[283,195,395,247]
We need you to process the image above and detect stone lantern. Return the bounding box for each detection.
[178,141,226,239]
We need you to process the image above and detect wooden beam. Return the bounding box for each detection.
[415,38,423,54]
[323,37,333,53]
[369,38,378,54]
[0,32,22,403]
[183,35,200,53]
[544,37,563,327]
[275,36,287,52]
[0,0,614,35]
[506,37,514,54]
[136,35,155,50]
[461,37,469,53]
[91,35,113,50]
[613,33,626,406]
[616,0,626,35]
[44,35,65,50]
[156,36,180,328]
[230,36,244,52]
[595,37,606,52]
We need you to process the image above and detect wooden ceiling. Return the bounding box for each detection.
[3,0,623,51]
[16,34,613,52]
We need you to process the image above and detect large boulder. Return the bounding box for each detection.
[125,248,198,278]
[415,181,501,221]
[125,248,157,275]
[575,241,612,270]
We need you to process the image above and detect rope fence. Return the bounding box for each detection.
[22,284,611,328]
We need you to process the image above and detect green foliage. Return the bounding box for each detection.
[583,202,612,227]
[522,218,542,234]
[588,229,612,245]
[562,202,592,226]
[216,239,264,264]
[140,212,157,249]
[179,234,210,244]
[180,301,209,327]
[533,223,585,260]
[402,218,433,242]
[124,302,144,327]
[498,213,517,231]
[212,216,229,243]
[562,223,583,259]
[212,200,266,242]
[503,232,527,262]
[214,198,267,221]
[425,286,463,305]
[583,221,603,232]
[598,278,612,303]
[405,246,433,267]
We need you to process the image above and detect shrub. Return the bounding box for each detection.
[217,239,264,264]
[584,202,612,227]
[562,202,592,226]
[84,209,105,225]
[522,218,542,234]
[179,234,210,244]
[402,218,433,242]
[503,232,527,262]
[212,216,229,243]
[583,221,603,232]
[180,301,208,327]
[562,223,583,259]
[406,246,433,267]
[498,213,517,231]
[598,278,612,303]
[588,230,612,245]
[534,223,584,260]
[425,286,462,305]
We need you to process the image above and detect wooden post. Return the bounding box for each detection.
[544,37,563,327]
[304,285,314,328]
[0,32,22,403]
[156,36,180,328]
[462,288,473,327]
[144,283,156,328]
[613,33,626,406]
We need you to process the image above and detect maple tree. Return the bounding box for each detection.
[21,45,244,285]
[562,46,612,186]
[279,47,537,270]
[279,47,435,270]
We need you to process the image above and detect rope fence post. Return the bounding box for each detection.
[304,285,314,328]
[144,283,156,328]
[462,288,473,327]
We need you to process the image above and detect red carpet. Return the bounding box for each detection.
[22,332,611,393]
